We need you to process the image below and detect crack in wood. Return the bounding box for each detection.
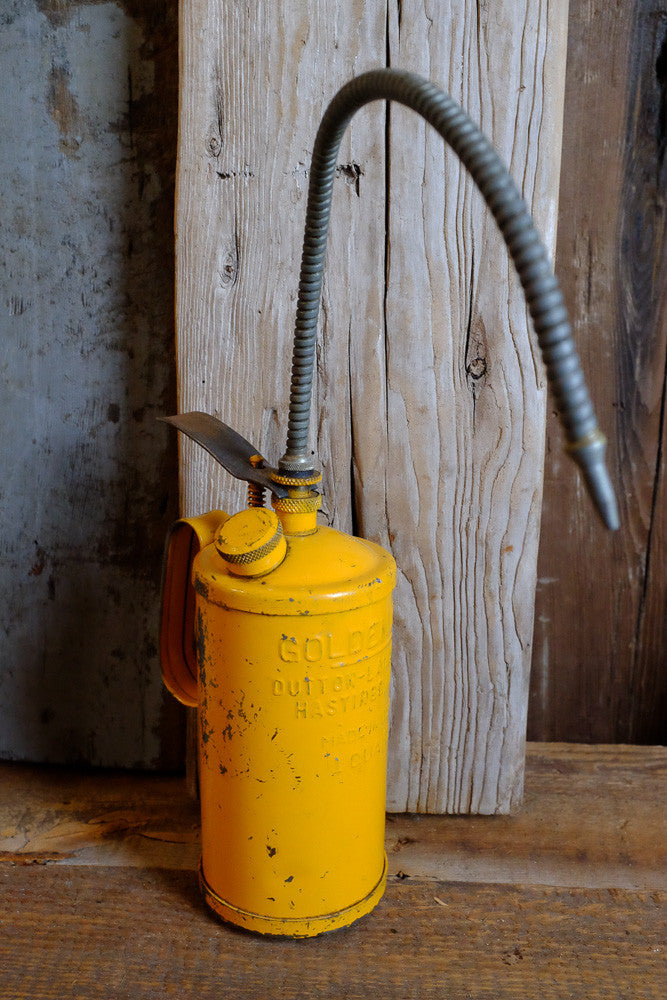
[655,16,667,173]
[463,245,485,429]
[630,332,666,737]
[347,317,359,538]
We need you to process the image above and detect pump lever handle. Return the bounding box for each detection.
[161,412,289,498]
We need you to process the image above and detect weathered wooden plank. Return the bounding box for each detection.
[176,0,387,524]
[378,2,568,812]
[0,866,663,999]
[530,1,667,744]
[177,2,569,813]
[386,743,666,891]
[0,765,201,871]
[0,1,183,767]
[4,745,663,893]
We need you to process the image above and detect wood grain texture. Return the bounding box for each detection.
[0,765,201,871]
[0,0,183,768]
[5,744,662,893]
[530,0,667,744]
[386,743,666,891]
[379,2,568,812]
[1,746,663,997]
[0,868,663,999]
[177,2,569,814]
[176,0,386,522]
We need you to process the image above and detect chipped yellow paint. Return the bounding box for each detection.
[161,504,396,936]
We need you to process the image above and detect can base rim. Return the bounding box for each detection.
[199,854,388,938]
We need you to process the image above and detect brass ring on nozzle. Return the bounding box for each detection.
[272,491,322,513]
[270,469,323,488]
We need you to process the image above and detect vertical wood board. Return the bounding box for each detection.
[381,2,567,811]
[530,1,667,744]
[177,1,569,812]
[0,0,182,768]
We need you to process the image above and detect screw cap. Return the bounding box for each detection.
[215,508,287,577]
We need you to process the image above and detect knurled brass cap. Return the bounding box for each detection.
[271,469,322,488]
[215,508,287,577]
[271,489,321,536]
[272,491,322,514]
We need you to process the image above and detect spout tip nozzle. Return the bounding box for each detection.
[568,431,620,531]
[588,469,620,531]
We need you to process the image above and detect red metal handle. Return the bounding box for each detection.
[160,511,228,707]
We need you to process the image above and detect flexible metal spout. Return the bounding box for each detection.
[279,69,619,530]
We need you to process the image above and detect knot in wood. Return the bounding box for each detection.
[466,357,487,380]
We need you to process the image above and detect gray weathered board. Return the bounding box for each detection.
[0,1,182,769]
[176,2,569,813]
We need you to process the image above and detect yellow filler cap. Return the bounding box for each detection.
[214,507,287,577]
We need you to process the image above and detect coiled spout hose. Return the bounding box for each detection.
[279,69,618,530]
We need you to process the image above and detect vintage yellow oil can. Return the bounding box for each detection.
[160,68,618,939]
[161,500,395,936]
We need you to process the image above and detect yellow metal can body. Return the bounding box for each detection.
[191,519,395,936]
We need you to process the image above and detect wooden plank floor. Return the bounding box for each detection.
[0,744,664,998]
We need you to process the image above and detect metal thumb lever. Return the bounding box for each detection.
[161,412,289,498]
